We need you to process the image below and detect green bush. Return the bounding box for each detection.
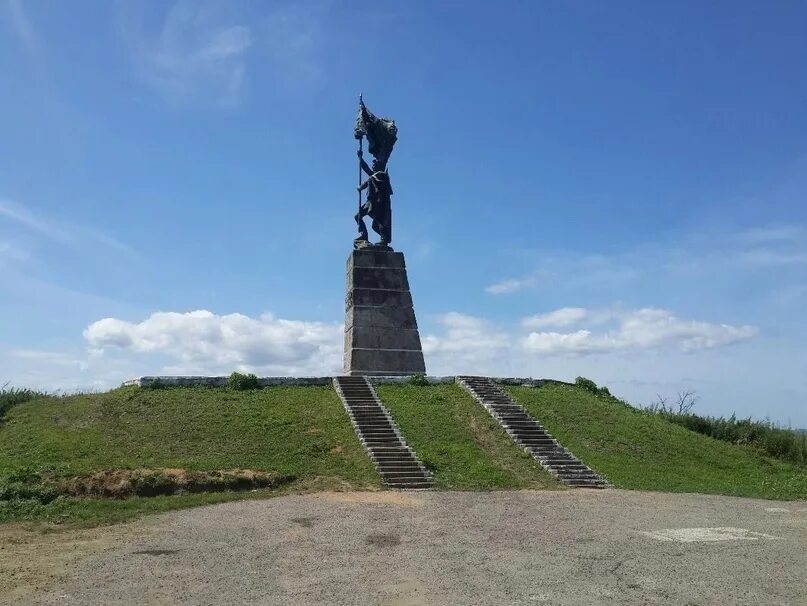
[0,482,60,505]
[228,372,260,391]
[409,373,429,386]
[574,376,600,394]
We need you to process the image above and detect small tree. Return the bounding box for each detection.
[228,372,260,391]
[647,394,669,413]
[675,390,699,414]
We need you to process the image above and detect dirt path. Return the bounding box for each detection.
[4,489,807,605]
[0,521,149,603]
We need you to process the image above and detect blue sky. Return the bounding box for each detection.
[2,1,806,424]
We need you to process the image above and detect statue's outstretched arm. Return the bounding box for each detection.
[359,158,372,176]
[358,179,369,192]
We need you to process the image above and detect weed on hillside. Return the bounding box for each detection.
[509,381,807,500]
[0,384,47,419]
[656,411,807,466]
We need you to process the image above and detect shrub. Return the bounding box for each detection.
[0,482,60,505]
[409,373,429,386]
[228,372,260,391]
[574,376,600,394]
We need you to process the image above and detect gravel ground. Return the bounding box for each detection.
[17,489,807,606]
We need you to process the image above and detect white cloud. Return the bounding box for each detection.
[421,312,511,373]
[84,310,342,376]
[422,307,757,373]
[521,307,588,329]
[422,312,508,353]
[122,1,253,107]
[86,306,739,381]
[485,275,538,295]
[523,308,757,355]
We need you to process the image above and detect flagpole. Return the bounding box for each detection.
[357,135,363,235]
[357,93,364,238]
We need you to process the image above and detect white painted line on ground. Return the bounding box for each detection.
[641,527,780,543]
[764,507,790,513]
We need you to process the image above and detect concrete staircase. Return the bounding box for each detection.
[333,376,433,490]
[457,376,609,488]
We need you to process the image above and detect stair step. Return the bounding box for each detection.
[458,376,609,489]
[384,476,431,484]
[376,459,421,465]
[388,487,433,491]
[336,376,434,491]
[382,472,428,479]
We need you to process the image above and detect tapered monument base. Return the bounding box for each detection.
[343,248,426,376]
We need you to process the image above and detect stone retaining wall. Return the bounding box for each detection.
[124,376,573,389]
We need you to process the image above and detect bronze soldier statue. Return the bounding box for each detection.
[354,96,397,250]
[355,149,392,248]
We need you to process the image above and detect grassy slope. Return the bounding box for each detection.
[377,383,559,490]
[4,381,804,526]
[508,384,807,500]
[0,386,379,524]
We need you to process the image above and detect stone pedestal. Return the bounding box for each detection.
[344,249,426,376]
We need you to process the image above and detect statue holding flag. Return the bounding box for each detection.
[354,96,397,249]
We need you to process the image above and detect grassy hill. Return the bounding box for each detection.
[377,383,558,490]
[0,382,557,525]
[0,386,379,525]
[1,380,805,526]
[508,384,807,500]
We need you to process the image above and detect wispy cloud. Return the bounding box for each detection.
[486,224,807,297]
[261,0,331,88]
[0,241,29,263]
[120,1,253,108]
[738,225,805,244]
[738,249,807,266]
[486,274,540,295]
[0,198,135,255]
[2,0,37,52]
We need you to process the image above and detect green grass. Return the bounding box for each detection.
[376,383,560,490]
[656,410,807,466]
[508,384,807,500]
[0,384,44,418]
[0,488,292,527]
[4,381,804,527]
[0,385,380,525]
